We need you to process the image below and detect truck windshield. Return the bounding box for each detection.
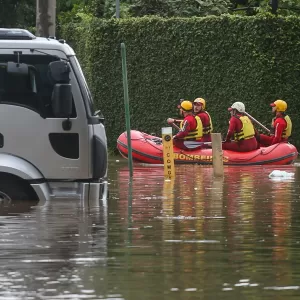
[0,54,76,118]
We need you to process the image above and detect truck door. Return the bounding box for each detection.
[0,51,90,180]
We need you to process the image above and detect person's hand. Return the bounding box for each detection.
[167,118,174,124]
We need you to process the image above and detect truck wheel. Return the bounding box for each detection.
[0,179,38,203]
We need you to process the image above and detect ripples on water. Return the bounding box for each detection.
[1,159,300,299]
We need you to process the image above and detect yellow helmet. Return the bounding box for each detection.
[180,100,193,112]
[194,98,206,110]
[270,99,287,112]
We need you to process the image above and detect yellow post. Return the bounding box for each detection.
[211,133,224,177]
[162,127,175,179]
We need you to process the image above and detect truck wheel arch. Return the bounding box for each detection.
[0,153,44,180]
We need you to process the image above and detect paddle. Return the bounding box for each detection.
[244,112,271,134]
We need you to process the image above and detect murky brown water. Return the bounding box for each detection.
[1,158,300,299]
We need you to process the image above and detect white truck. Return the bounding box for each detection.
[0,28,108,205]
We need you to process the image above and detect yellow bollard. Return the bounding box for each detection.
[162,127,175,179]
[211,133,224,177]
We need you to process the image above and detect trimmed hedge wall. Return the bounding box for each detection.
[61,15,300,151]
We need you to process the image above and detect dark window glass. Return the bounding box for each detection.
[0,54,76,118]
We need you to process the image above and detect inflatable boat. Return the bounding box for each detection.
[117,130,298,165]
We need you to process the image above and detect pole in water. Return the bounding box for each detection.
[121,43,133,177]
[162,127,175,179]
[211,133,224,177]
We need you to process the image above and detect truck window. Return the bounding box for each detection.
[0,54,76,118]
[70,56,96,116]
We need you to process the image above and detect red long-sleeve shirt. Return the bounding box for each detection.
[174,115,197,139]
[271,117,287,144]
[225,115,242,141]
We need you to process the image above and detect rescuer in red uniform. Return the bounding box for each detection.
[193,97,213,143]
[258,100,292,146]
[167,100,203,150]
[222,102,258,152]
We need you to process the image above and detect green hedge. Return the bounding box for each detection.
[61,14,300,151]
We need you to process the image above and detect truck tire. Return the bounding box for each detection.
[0,178,38,203]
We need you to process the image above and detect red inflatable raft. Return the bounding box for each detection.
[117,130,298,165]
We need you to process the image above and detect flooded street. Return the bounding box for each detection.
[1,158,300,299]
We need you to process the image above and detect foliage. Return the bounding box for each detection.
[260,0,300,15]
[0,0,35,28]
[61,15,300,151]
[128,0,176,17]
[176,0,232,16]
[128,0,232,17]
[3,0,300,30]
[102,0,132,18]
[231,0,300,15]
[58,4,93,25]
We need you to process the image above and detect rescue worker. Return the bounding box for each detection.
[258,100,292,146]
[167,100,203,150]
[222,101,258,152]
[166,98,185,127]
[193,97,213,142]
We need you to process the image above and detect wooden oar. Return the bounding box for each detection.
[244,112,270,134]
[171,122,180,131]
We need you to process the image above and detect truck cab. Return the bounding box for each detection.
[0,28,108,206]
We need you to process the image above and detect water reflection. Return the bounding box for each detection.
[0,199,39,216]
[110,162,300,299]
[0,199,108,299]
[0,160,300,299]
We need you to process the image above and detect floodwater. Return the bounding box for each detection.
[1,158,300,299]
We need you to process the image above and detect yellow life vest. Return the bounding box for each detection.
[233,115,255,141]
[180,115,203,140]
[203,111,213,135]
[271,115,292,138]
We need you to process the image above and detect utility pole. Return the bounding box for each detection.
[36,0,56,37]
[116,0,120,18]
[270,0,278,14]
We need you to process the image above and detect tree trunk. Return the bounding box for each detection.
[36,0,56,37]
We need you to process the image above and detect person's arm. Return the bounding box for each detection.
[174,119,182,123]
[225,117,236,142]
[271,119,286,144]
[167,118,182,124]
[174,119,190,139]
[200,113,209,127]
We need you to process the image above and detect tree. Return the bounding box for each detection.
[0,0,35,28]
[172,0,231,17]
[129,0,175,17]
[231,0,300,15]
[87,0,105,17]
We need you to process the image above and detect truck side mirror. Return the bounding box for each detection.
[48,61,70,84]
[52,84,72,118]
